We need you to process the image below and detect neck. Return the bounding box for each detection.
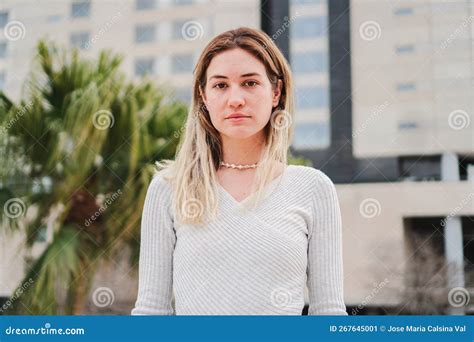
[220,133,265,165]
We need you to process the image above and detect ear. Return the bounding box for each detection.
[272,79,283,108]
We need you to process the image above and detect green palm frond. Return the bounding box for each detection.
[1,39,186,314]
[8,225,81,314]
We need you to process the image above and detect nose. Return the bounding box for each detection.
[227,85,245,109]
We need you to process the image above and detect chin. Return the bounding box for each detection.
[222,129,258,140]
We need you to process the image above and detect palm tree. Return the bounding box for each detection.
[0,41,187,314]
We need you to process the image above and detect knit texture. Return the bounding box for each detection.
[131,165,347,315]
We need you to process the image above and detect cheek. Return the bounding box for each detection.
[252,89,274,117]
[206,101,224,128]
[205,96,223,128]
[205,92,224,111]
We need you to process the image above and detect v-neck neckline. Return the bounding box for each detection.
[217,165,293,205]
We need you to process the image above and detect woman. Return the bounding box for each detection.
[131,27,347,315]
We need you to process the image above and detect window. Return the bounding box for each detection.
[293,0,323,4]
[291,16,326,39]
[135,57,155,76]
[47,14,62,23]
[171,53,193,74]
[174,0,193,5]
[398,121,418,130]
[396,82,416,92]
[393,7,413,16]
[136,0,155,10]
[0,11,8,28]
[35,226,48,243]
[0,42,7,59]
[292,122,330,149]
[172,19,195,40]
[290,0,330,150]
[0,72,5,90]
[70,31,90,50]
[395,44,415,54]
[292,51,327,73]
[296,86,328,109]
[71,0,91,18]
[135,24,155,43]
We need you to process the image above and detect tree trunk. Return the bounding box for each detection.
[65,257,95,315]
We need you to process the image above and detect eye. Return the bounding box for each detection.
[244,80,258,87]
[213,83,227,89]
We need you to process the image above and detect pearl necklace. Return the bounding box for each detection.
[220,161,258,170]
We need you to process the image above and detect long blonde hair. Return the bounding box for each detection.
[157,27,294,226]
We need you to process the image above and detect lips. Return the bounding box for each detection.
[225,113,251,119]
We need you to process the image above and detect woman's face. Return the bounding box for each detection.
[201,48,282,141]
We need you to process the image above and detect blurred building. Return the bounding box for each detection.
[0,0,260,102]
[293,0,474,314]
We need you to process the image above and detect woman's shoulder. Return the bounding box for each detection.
[288,164,336,191]
[289,166,340,223]
[147,169,174,199]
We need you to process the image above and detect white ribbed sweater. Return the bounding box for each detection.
[131,165,347,315]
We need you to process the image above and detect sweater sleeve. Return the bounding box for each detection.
[306,169,347,315]
[131,174,176,315]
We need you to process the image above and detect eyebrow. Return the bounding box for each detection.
[209,72,262,80]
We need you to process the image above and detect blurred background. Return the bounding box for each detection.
[0,0,473,315]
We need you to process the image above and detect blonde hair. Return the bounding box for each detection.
[157,27,294,226]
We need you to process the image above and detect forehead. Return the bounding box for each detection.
[206,48,266,78]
